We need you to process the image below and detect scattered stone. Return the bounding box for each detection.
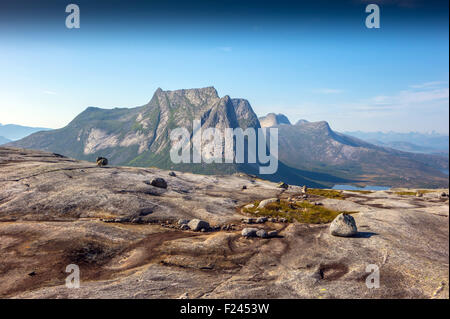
[258,198,279,208]
[330,213,357,237]
[168,171,177,177]
[314,202,323,206]
[416,192,423,197]
[177,219,190,225]
[188,219,210,231]
[243,203,254,210]
[242,185,247,190]
[241,228,259,238]
[277,182,288,189]
[269,218,277,223]
[279,218,288,223]
[150,177,167,189]
[242,218,256,224]
[96,157,108,167]
[256,217,268,224]
[28,271,36,277]
[180,224,189,230]
[268,230,278,238]
[256,229,268,238]
[440,192,449,198]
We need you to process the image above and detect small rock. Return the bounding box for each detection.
[168,171,177,177]
[269,218,277,223]
[416,192,423,197]
[268,230,278,238]
[256,229,268,238]
[243,203,254,210]
[242,185,247,190]
[258,198,279,208]
[242,218,256,224]
[440,192,449,198]
[314,202,323,206]
[256,217,268,224]
[302,185,308,193]
[277,182,289,189]
[330,213,357,237]
[28,271,36,277]
[96,157,108,167]
[241,228,259,238]
[200,228,207,232]
[178,292,189,299]
[177,219,190,225]
[180,224,189,230]
[188,219,210,231]
[279,218,288,223]
[150,177,167,189]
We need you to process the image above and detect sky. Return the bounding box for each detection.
[0,0,448,133]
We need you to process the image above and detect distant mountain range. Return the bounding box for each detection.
[0,136,11,145]
[344,131,449,156]
[7,87,449,188]
[0,123,51,141]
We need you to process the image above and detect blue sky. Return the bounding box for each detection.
[0,0,448,133]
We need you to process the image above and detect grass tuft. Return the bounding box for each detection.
[242,200,356,224]
[306,188,345,200]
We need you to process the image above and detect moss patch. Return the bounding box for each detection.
[395,190,435,196]
[306,188,345,200]
[347,190,373,194]
[242,200,357,224]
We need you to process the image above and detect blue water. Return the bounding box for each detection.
[441,169,449,176]
[332,184,391,191]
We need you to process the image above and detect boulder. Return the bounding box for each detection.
[258,198,279,208]
[241,228,259,238]
[256,229,268,238]
[329,213,357,237]
[177,219,190,225]
[188,219,210,231]
[150,177,167,189]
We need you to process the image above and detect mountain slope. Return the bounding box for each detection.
[0,136,11,145]
[270,117,448,188]
[10,87,348,187]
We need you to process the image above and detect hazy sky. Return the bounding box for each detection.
[0,0,448,133]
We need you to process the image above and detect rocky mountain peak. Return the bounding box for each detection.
[259,113,291,128]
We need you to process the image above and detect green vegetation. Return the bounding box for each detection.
[242,199,356,224]
[394,190,435,196]
[347,190,373,194]
[306,188,345,200]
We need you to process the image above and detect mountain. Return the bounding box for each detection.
[0,136,11,145]
[266,116,448,188]
[0,123,52,141]
[9,89,449,188]
[9,87,345,187]
[259,113,291,127]
[344,131,449,155]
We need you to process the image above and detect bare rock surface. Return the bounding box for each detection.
[0,147,448,299]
